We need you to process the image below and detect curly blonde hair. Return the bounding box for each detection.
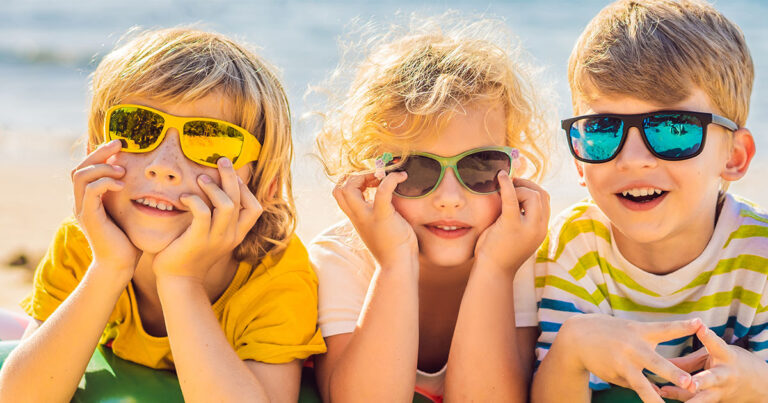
[89,27,295,263]
[315,13,555,182]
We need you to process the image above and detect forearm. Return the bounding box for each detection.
[444,258,526,402]
[157,277,268,403]
[330,261,419,402]
[0,265,128,402]
[530,333,591,403]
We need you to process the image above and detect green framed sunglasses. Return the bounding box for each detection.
[380,146,521,198]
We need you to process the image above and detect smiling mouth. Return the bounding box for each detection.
[617,187,668,203]
[133,197,177,212]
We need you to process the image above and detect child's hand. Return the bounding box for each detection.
[152,158,262,283]
[474,174,549,273]
[658,326,768,402]
[333,171,418,270]
[71,140,138,278]
[556,314,701,403]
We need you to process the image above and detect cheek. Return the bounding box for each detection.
[472,194,502,230]
[391,197,421,224]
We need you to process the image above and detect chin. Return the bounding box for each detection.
[419,248,474,269]
[125,228,180,254]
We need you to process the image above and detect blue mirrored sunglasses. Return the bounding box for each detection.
[562,110,738,163]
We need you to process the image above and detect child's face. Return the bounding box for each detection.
[101,94,252,254]
[391,103,506,269]
[574,88,736,246]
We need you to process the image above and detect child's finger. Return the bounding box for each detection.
[373,172,406,218]
[217,158,241,210]
[80,177,124,216]
[497,171,522,220]
[198,174,237,238]
[659,385,696,401]
[72,164,125,211]
[72,140,122,177]
[689,366,729,393]
[236,180,263,241]
[668,348,709,373]
[625,372,664,403]
[179,194,212,240]
[640,351,692,390]
[696,326,731,360]
[642,318,702,344]
[337,174,371,219]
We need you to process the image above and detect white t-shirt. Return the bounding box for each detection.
[309,221,538,398]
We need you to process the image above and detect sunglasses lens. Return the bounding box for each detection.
[181,121,245,165]
[108,107,165,149]
[457,150,510,193]
[393,155,442,197]
[643,113,703,159]
[568,117,624,162]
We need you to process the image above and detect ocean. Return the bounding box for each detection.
[1,0,766,240]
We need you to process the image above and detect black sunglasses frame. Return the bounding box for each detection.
[561,110,738,164]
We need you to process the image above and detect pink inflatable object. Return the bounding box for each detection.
[0,309,29,340]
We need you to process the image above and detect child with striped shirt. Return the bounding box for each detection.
[531,1,767,402]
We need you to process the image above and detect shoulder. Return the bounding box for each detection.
[720,194,768,254]
[537,199,612,263]
[308,220,376,279]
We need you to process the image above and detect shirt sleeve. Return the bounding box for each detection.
[20,217,92,321]
[224,263,325,364]
[513,256,537,327]
[309,232,374,338]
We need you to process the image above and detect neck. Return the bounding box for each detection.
[612,209,720,275]
[418,256,474,289]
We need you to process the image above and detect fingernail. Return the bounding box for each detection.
[679,374,689,386]
[659,390,667,398]
[237,176,244,184]
[199,174,212,183]
[108,139,121,146]
[218,158,231,168]
[693,380,700,392]
[113,165,124,172]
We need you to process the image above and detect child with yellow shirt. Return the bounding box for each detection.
[0,27,324,401]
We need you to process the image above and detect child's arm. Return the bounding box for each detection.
[314,171,420,402]
[531,315,701,403]
[444,175,549,401]
[0,141,139,401]
[149,158,292,401]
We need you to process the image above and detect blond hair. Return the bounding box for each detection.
[569,0,753,126]
[315,13,554,181]
[89,27,295,263]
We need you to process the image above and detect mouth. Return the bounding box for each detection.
[132,196,184,215]
[424,222,472,239]
[615,186,669,211]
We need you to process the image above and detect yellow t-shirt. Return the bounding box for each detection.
[21,217,326,370]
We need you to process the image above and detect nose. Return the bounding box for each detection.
[144,128,184,184]
[614,127,658,170]
[431,167,465,210]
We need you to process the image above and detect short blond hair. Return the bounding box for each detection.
[569,0,753,126]
[315,13,554,181]
[89,27,295,262]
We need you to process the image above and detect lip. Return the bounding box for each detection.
[424,220,472,239]
[615,190,669,211]
[131,193,186,216]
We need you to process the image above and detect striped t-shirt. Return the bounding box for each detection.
[533,193,768,390]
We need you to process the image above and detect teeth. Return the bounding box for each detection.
[621,187,664,197]
[436,225,459,231]
[135,197,174,211]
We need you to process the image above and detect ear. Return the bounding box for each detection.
[721,128,755,181]
[574,159,587,187]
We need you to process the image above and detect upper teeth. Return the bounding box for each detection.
[436,225,460,231]
[136,197,174,211]
[621,188,663,197]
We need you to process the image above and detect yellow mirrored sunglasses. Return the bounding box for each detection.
[104,104,262,169]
